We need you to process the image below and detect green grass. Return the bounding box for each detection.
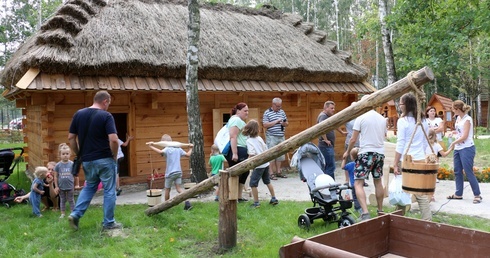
[3,198,490,257]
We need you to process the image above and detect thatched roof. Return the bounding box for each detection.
[0,0,368,91]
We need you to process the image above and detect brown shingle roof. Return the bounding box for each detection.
[4,73,374,97]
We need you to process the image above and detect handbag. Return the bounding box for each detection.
[214,124,231,155]
[71,109,98,176]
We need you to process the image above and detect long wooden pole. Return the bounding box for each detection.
[145,67,434,215]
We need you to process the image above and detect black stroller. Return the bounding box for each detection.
[0,147,26,208]
[293,143,355,229]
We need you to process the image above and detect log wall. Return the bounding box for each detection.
[21,91,357,185]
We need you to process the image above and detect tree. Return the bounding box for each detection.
[185,0,207,182]
[378,0,396,85]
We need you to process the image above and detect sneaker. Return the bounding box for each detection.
[184,201,193,211]
[251,202,260,208]
[269,198,279,205]
[359,213,371,221]
[214,197,219,202]
[68,216,79,231]
[238,198,249,203]
[377,210,384,216]
[116,188,122,196]
[103,222,123,231]
[59,214,65,219]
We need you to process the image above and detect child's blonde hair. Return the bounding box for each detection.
[161,134,172,141]
[58,143,71,155]
[350,147,359,161]
[211,144,220,154]
[47,161,56,168]
[34,166,48,179]
[242,119,259,138]
[427,129,437,145]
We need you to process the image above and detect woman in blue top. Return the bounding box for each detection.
[225,102,250,202]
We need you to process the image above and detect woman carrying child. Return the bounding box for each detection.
[242,119,279,208]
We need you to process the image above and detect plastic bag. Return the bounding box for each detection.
[388,176,411,206]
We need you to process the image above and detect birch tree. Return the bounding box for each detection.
[185,0,207,182]
[378,0,396,85]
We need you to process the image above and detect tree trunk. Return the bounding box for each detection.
[145,67,434,215]
[185,0,207,183]
[379,0,397,85]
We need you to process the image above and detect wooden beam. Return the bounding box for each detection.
[145,67,434,214]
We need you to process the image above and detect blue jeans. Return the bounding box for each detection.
[70,157,117,227]
[454,145,480,196]
[319,146,335,180]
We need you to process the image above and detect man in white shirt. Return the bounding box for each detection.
[343,102,386,221]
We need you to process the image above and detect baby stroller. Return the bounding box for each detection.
[293,143,355,229]
[0,147,26,208]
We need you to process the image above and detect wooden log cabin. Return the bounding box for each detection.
[0,0,375,185]
[427,93,454,131]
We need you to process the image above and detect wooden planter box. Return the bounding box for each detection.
[280,213,490,258]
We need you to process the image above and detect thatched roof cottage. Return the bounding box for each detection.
[0,0,374,185]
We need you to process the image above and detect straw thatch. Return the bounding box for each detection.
[0,0,368,89]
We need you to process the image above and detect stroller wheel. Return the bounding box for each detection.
[338,215,355,228]
[298,214,311,230]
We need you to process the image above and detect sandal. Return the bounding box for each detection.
[276,173,288,178]
[270,174,277,180]
[473,196,482,204]
[447,194,463,200]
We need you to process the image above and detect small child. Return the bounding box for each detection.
[426,129,453,201]
[42,161,59,211]
[30,166,49,217]
[426,129,453,158]
[116,134,134,196]
[54,143,75,219]
[242,119,279,208]
[148,134,194,210]
[208,144,226,202]
[341,147,361,214]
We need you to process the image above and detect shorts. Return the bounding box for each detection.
[354,152,384,180]
[266,135,285,161]
[165,172,182,189]
[249,166,271,187]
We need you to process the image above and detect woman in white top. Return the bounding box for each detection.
[446,100,481,204]
[393,93,431,220]
[425,106,445,149]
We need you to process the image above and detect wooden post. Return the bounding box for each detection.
[218,171,237,250]
[145,67,434,216]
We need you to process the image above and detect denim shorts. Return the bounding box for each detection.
[165,172,182,189]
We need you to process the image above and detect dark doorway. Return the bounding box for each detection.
[113,113,129,177]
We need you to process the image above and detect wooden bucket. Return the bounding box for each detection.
[401,155,438,195]
[146,189,162,207]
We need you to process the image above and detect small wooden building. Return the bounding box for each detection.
[378,100,398,129]
[427,93,453,130]
[0,0,374,185]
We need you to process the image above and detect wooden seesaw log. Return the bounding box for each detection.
[145,66,434,216]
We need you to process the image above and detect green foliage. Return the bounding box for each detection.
[0,0,63,67]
